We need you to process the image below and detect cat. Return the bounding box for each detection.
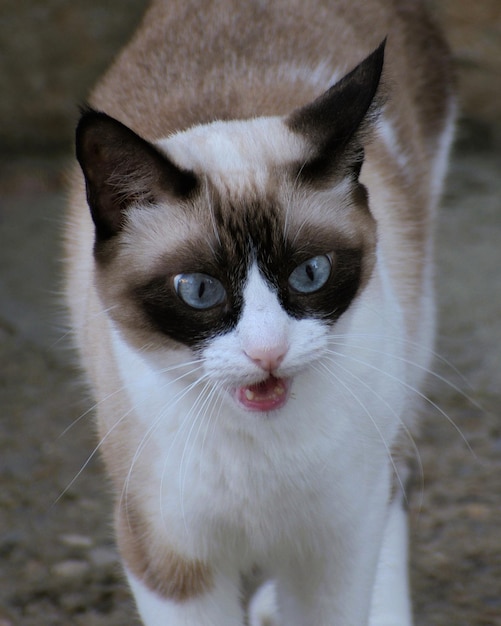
[65,0,456,624]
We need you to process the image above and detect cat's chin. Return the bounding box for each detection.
[233,375,291,413]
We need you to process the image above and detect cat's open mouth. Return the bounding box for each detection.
[234,376,290,412]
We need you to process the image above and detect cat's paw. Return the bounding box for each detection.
[248,580,279,626]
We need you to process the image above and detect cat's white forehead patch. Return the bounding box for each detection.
[158,118,306,193]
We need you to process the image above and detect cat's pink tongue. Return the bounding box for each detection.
[236,376,289,412]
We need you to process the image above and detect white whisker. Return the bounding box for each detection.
[326,334,481,409]
[282,160,308,244]
[323,346,476,457]
[317,356,424,507]
[205,181,222,247]
[53,403,135,505]
[121,366,208,520]
[314,360,407,501]
[178,380,222,531]
[59,356,204,440]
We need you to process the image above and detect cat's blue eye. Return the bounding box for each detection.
[288,255,332,294]
[174,273,226,309]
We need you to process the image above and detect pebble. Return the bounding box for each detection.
[464,503,490,520]
[89,546,119,567]
[59,591,88,612]
[60,533,94,548]
[52,559,90,579]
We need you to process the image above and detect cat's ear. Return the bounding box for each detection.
[286,39,385,184]
[76,109,197,240]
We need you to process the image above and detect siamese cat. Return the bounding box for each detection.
[65,0,456,624]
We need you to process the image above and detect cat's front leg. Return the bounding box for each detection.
[116,506,245,625]
[272,498,396,625]
[369,493,413,626]
[127,568,245,626]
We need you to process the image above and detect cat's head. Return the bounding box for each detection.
[75,43,384,413]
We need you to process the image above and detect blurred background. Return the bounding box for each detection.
[0,2,500,625]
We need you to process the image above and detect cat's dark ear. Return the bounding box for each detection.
[76,109,197,240]
[286,39,385,184]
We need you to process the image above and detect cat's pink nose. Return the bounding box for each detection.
[245,345,287,372]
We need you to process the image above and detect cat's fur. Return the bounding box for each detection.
[65,1,455,624]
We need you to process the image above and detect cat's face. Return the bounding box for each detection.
[92,146,375,413]
[76,43,384,413]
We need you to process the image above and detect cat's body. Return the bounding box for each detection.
[65,1,455,624]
